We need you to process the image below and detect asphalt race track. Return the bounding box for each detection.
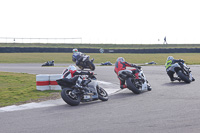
[0,63,200,133]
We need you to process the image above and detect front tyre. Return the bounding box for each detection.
[126,78,141,94]
[61,88,81,106]
[177,70,191,83]
[97,86,108,101]
[87,61,95,71]
[78,65,84,70]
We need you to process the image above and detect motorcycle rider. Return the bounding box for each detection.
[165,56,195,81]
[114,57,142,89]
[62,65,94,89]
[72,48,92,66]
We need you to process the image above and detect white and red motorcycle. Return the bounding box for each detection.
[118,66,152,94]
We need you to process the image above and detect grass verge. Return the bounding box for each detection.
[0,53,200,65]
[0,72,60,107]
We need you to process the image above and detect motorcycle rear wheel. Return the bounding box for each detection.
[126,78,141,94]
[97,86,108,101]
[61,88,81,106]
[177,70,191,83]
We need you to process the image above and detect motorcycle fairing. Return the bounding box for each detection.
[87,80,98,99]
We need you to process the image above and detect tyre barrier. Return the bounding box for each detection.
[1,47,200,53]
[50,74,62,90]
[36,74,50,91]
[36,74,62,91]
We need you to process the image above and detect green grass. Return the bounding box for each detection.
[90,53,200,65]
[1,43,200,49]
[0,53,200,65]
[0,72,60,107]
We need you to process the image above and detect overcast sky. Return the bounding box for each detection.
[0,0,200,44]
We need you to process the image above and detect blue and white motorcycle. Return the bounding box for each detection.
[72,54,95,71]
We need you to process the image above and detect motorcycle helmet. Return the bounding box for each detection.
[167,56,174,61]
[68,65,77,71]
[72,48,78,53]
[117,57,125,62]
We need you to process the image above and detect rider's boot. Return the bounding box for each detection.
[81,80,91,86]
[146,80,152,91]
[174,77,181,82]
[192,77,195,81]
[171,78,176,81]
[76,61,80,66]
[120,85,127,89]
[147,85,152,91]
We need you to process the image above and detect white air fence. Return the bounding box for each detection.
[36,74,62,91]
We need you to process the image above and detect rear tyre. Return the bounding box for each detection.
[177,70,191,83]
[87,61,95,71]
[97,86,108,101]
[61,88,81,106]
[126,78,141,94]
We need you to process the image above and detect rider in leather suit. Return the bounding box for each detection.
[62,65,93,88]
[165,56,186,81]
[114,57,141,89]
[72,48,86,66]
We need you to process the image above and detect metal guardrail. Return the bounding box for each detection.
[0,37,82,43]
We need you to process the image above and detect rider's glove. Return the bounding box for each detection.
[180,59,185,63]
[137,66,142,69]
[131,64,136,67]
[131,64,141,69]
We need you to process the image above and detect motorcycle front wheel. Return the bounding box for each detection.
[78,65,84,70]
[87,61,95,71]
[61,88,81,106]
[126,78,141,94]
[97,86,108,101]
[177,70,191,83]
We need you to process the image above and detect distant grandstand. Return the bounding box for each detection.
[0,37,82,44]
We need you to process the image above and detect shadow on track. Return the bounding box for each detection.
[48,99,109,110]
[162,81,190,87]
[109,89,150,100]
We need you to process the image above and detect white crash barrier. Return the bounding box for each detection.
[36,74,62,91]
[36,74,50,91]
[50,74,62,90]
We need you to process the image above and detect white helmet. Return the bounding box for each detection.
[167,56,174,61]
[68,65,77,71]
[117,57,125,62]
[72,48,78,53]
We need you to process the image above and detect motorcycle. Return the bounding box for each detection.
[118,66,152,94]
[73,55,95,71]
[41,60,54,66]
[172,62,195,83]
[56,74,108,106]
[100,61,112,66]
